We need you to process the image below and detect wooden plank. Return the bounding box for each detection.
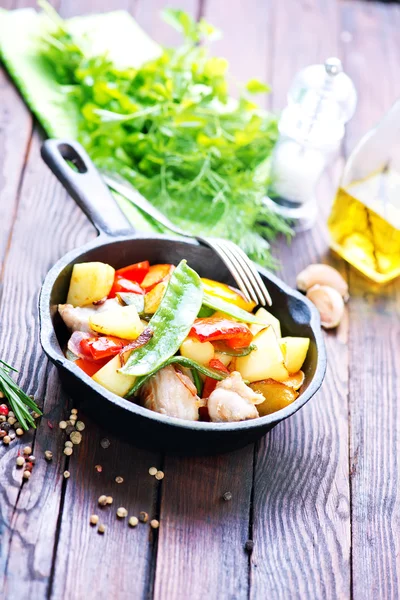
[0,68,32,280]
[0,130,95,598]
[51,418,160,600]
[340,2,400,598]
[153,449,254,600]
[58,0,134,17]
[250,1,351,598]
[201,0,272,108]
[134,0,199,48]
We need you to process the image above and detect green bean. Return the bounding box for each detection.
[202,292,264,324]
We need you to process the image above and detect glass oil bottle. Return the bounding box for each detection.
[328,100,400,283]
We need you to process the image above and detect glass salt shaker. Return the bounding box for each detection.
[265,57,357,230]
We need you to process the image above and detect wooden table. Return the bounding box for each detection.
[0,1,399,598]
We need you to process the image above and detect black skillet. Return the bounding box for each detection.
[39,139,327,455]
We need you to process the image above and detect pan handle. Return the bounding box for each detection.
[41,139,133,237]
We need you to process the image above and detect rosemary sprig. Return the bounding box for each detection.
[0,360,42,431]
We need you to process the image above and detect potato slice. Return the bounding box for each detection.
[250,307,281,338]
[93,355,135,397]
[214,352,233,368]
[250,379,298,416]
[235,326,289,382]
[180,337,214,366]
[89,304,143,340]
[144,281,168,314]
[67,262,115,307]
[280,337,310,373]
[282,370,305,390]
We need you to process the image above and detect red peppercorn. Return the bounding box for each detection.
[24,462,33,472]
[0,404,9,416]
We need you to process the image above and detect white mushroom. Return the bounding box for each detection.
[208,371,264,423]
[140,365,200,421]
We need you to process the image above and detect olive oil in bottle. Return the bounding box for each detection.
[328,99,400,283]
[328,170,400,283]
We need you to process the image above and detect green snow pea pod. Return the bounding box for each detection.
[120,260,202,376]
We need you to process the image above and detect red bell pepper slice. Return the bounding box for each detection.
[202,358,230,399]
[80,336,130,361]
[75,357,110,376]
[115,261,150,284]
[189,317,253,349]
[108,277,145,299]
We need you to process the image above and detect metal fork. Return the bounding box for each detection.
[102,172,272,306]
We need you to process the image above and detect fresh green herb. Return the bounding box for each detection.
[38,4,291,266]
[0,360,42,431]
[126,355,228,397]
[212,342,256,356]
[202,292,265,324]
[121,260,202,376]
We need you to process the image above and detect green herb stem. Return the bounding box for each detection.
[0,360,42,431]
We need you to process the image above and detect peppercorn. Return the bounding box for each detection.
[90,514,99,525]
[148,467,157,476]
[28,455,36,464]
[76,421,85,432]
[64,441,73,448]
[98,495,108,507]
[16,456,25,467]
[23,470,31,480]
[115,476,124,484]
[9,431,16,440]
[13,422,21,429]
[44,450,53,461]
[33,412,41,419]
[8,411,15,418]
[71,408,78,415]
[0,391,4,398]
[150,519,160,529]
[222,492,232,502]
[0,404,9,416]
[16,428,24,436]
[63,471,70,479]
[117,507,128,519]
[0,431,6,439]
[128,516,139,527]
[98,524,106,534]
[63,447,73,456]
[23,446,32,455]
[59,421,67,430]
[139,511,149,523]
[244,540,254,553]
[155,471,164,481]
[3,436,11,445]
[70,431,82,445]
[0,415,6,423]
[7,417,16,426]
[65,425,75,436]
[100,438,110,449]
[24,462,33,472]
[94,464,103,473]
[1,422,11,432]
[106,496,113,505]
